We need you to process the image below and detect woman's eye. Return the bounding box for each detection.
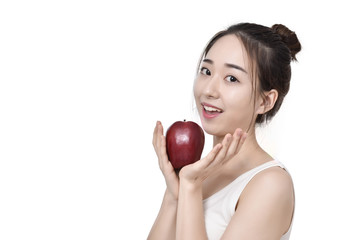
[200,67,211,76]
[225,75,239,83]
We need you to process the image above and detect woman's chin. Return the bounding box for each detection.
[202,125,226,138]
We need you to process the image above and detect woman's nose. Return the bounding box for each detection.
[204,75,220,99]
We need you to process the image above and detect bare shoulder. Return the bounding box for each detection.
[222,166,294,239]
[238,166,295,211]
[245,166,294,197]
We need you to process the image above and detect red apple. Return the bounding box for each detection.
[165,120,205,170]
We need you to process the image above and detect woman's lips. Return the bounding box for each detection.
[201,103,223,119]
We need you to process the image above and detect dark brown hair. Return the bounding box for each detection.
[198,23,301,124]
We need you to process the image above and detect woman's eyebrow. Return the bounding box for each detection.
[202,58,213,64]
[202,58,247,74]
[225,63,247,74]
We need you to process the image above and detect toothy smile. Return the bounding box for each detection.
[201,103,223,119]
[203,105,223,113]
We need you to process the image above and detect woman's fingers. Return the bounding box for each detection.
[153,121,169,170]
[154,124,175,174]
[211,133,233,166]
[152,121,158,147]
[193,143,223,170]
[210,129,247,168]
[194,133,231,170]
[157,121,164,145]
[226,129,241,154]
[153,122,160,148]
[226,128,244,157]
[236,131,247,153]
[159,135,170,169]
[153,121,163,153]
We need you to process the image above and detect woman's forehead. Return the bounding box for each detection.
[205,34,249,68]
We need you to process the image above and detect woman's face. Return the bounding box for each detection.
[194,34,257,137]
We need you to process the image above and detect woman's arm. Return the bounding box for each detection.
[147,189,178,240]
[147,121,180,239]
[176,179,207,240]
[221,167,294,240]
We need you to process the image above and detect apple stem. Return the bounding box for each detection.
[184,119,186,122]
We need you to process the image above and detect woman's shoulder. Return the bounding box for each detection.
[243,164,294,198]
[227,164,294,238]
[235,160,295,217]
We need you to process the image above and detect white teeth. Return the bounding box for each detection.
[204,105,222,112]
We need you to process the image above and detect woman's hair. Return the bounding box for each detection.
[198,23,301,124]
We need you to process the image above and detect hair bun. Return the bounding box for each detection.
[272,24,301,61]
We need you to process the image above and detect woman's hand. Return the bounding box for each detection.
[179,128,247,187]
[153,121,179,201]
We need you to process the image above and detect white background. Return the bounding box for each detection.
[1,0,359,239]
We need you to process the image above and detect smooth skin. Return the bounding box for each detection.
[148,35,294,240]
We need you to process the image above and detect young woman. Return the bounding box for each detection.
[148,22,301,240]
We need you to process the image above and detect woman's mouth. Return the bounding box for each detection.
[202,103,223,119]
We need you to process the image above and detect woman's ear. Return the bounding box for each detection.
[256,89,278,115]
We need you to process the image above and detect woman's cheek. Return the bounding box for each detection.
[193,79,203,101]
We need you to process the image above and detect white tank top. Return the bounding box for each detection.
[203,160,293,240]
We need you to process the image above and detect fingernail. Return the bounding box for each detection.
[237,129,242,137]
